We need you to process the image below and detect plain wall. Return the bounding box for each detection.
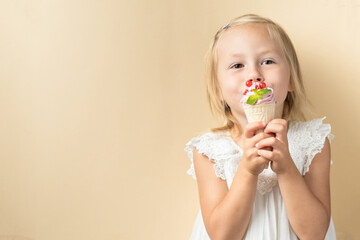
[0,0,359,239]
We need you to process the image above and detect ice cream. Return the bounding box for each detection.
[241,80,275,125]
[241,80,275,169]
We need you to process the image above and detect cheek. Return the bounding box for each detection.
[274,71,291,102]
[274,89,288,103]
[219,80,242,101]
[218,74,241,96]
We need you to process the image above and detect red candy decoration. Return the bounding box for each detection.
[255,85,260,90]
[260,82,266,89]
[246,80,252,87]
[243,89,248,95]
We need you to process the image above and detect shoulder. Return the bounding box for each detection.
[288,117,334,145]
[185,130,239,161]
[184,130,241,180]
[288,117,334,175]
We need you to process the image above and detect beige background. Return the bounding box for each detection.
[0,0,359,239]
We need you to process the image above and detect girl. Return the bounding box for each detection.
[185,14,336,239]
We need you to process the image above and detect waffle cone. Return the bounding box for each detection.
[243,102,275,123]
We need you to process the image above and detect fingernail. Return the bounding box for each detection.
[255,143,259,148]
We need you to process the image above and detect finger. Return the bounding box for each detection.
[251,132,275,146]
[256,136,278,149]
[264,122,287,141]
[261,146,273,151]
[264,123,285,133]
[257,149,276,161]
[244,121,267,138]
[267,118,287,125]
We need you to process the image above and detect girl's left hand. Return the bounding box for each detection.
[256,119,295,175]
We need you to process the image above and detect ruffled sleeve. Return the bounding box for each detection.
[296,117,334,175]
[184,131,239,180]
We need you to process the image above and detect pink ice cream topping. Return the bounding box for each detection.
[240,82,275,105]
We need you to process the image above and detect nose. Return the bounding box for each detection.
[247,66,263,82]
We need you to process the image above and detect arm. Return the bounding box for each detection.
[193,150,257,239]
[277,138,331,240]
[193,122,271,239]
[257,119,331,239]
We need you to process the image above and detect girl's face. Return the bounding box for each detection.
[216,23,292,120]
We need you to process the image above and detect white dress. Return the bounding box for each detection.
[185,117,336,239]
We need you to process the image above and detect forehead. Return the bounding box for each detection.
[216,23,281,57]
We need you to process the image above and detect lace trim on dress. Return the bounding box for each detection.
[288,117,334,175]
[184,131,241,180]
[303,117,334,175]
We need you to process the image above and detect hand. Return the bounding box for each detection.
[239,121,274,176]
[256,119,295,175]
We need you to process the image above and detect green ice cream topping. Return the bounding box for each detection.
[246,89,271,105]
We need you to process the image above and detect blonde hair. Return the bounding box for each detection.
[206,14,308,135]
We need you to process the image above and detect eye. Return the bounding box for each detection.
[231,63,244,69]
[262,59,275,65]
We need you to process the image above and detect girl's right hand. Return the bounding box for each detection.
[239,121,273,176]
